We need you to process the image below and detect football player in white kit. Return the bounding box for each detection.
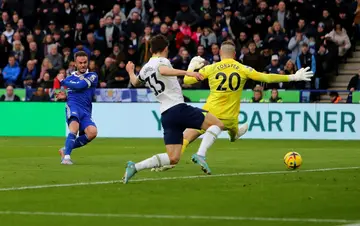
[122,35,225,184]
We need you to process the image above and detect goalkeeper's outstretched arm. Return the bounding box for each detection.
[246,67,313,83]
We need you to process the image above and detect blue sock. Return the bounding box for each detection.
[73,134,91,149]
[64,133,77,155]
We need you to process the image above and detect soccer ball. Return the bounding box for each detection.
[284,152,302,170]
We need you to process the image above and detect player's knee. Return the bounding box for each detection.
[86,127,98,140]
[216,121,225,130]
[169,155,180,165]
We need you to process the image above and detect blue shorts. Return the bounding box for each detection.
[66,104,96,133]
[161,103,207,145]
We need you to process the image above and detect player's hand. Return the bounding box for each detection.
[186,71,203,81]
[126,61,135,73]
[57,73,65,82]
[289,67,314,81]
[188,56,205,71]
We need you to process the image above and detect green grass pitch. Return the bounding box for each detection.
[0,137,359,226]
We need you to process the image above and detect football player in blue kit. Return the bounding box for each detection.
[57,51,98,165]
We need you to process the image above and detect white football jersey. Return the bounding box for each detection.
[138,57,184,113]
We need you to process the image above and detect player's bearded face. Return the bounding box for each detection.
[76,56,88,73]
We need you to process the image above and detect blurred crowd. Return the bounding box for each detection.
[0,0,359,97]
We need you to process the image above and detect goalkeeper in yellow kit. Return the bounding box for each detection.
[153,40,313,172]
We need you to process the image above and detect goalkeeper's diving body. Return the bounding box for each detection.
[154,40,313,172]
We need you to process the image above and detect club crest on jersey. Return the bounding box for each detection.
[79,75,84,80]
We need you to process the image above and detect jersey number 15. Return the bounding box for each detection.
[145,73,165,96]
[216,72,241,91]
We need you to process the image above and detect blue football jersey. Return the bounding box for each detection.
[62,70,98,113]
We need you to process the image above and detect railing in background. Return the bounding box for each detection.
[299,90,354,103]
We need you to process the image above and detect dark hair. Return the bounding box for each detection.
[74,51,88,59]
[150,35,169,54]
[329,91,339,97]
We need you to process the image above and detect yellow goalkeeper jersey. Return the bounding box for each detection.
[184,58,290,119]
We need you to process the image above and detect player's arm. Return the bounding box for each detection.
[57,74,91,90]
[244,66,313,83]
[158,66,203,80]
[126,62,142,87]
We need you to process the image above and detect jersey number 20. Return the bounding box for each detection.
[216,72,241,91]
[145,73,165,96]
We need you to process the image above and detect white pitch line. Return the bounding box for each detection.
[0,166,358,192]
[0,211,357,224]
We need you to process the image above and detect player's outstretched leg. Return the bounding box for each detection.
[60,120,80,165]
[229,123,249,142]
[59,125,97,164]
[192,113,224,175]
[123,144,181,184]
[151,129,202,172]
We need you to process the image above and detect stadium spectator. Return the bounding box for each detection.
[0,34,11,68]
[99,57,117,88]
[347,69,360,92]
[320,9,334,33]
[220,6,241,40]
[288,29,309,62]
[250,89,264,103]
[272,1,292,35]
[39,72,53,88]
[62,47,73,70]
[62,1,76,26]
[89,60,100,76]
[325,23,351,57]
[38,58,56,83]
[73,22,86,44]
[0,85,20,101]
[104,4,126,22]
[22,60,37,86]
[0,11,10,32]
[126,12,144,37]
[175,3,200,27]
[76,4,97,32]
[3,23,14,43]
[329,91,342,103]
[209,43,220,64]
[265,55,284,89]
[113,15,125,34]
[265,21,288,53]
[46,44,63,71]
[2,55,20,86]
[243,42,262,72]
[296,43,316,90]
[109,61,129,88]
[24,42,43,70]
[73,41,91,58]
[139,26,152,66]
[354,0,360,39]
[29,87,50,102]
[201,27,217,51]
[236,32,249,53]
[269,88,283,103]
[283,59,297,89]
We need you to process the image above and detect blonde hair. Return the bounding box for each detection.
[12,40,24,51]
[42,58,53,69]
[285,60,296,73]
[220,40,236,53]
[272,21,285,33]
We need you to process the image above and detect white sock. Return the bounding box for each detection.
[135,153,170,171]
[64,155,71,160]
[197,125,222,157]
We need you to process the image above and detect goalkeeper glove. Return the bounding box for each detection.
[289,67,314,81]
[188,56,205,71]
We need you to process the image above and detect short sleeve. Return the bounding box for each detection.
[159,58,172,68]
[138,69,145,82]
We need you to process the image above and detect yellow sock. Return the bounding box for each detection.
[181,139,189,154]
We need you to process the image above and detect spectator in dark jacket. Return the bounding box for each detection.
[347,69,360,92]
[22,60,37,86]
[175,3,200,27]
[126,12,145,37]
[272,1,292,35]
[99,57,118,88]
[76,4,97,32]
[296,43,316,89]
[220,6,242,40]
[265,21,288,53]
[265,54,284,89]
[0,85,20,101]
[0,34,11,68]
[29,87,50,102]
